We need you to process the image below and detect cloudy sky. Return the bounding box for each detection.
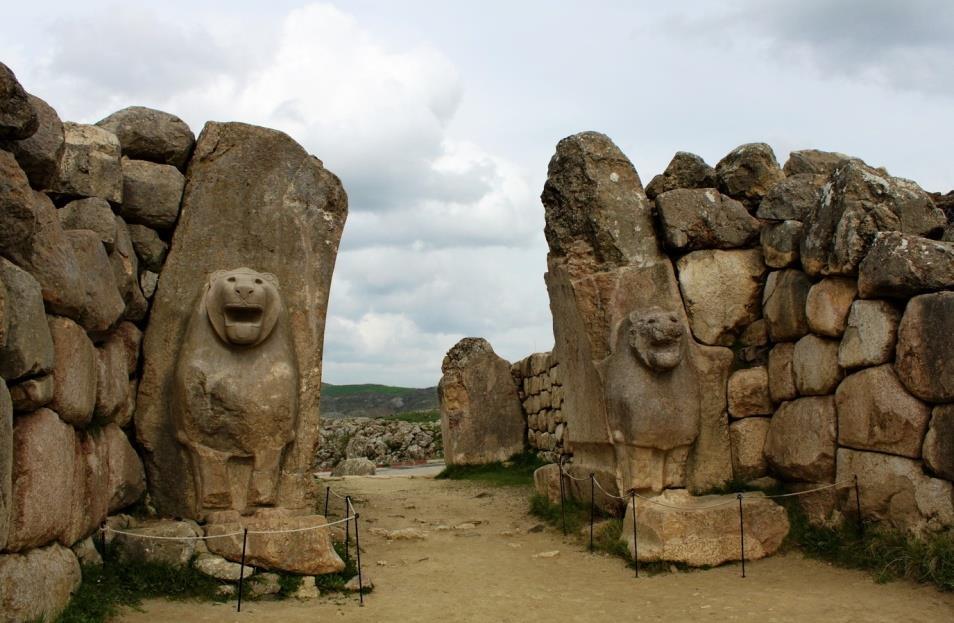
[3,1,952,387]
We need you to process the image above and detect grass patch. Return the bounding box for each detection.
[389,410,440,424]
[436,452,545,486]
[313,542,371,594]
[322,383,419,397]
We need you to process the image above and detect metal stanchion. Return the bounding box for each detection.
[559,459,567,536]
[324,486,331,517]
[237,528,249,612]
[345,496,352,564]
[630,492,639,578]
[853,475,864,536]
[589,473,595,553]
[354,513,365,607]
[737,494,746,578]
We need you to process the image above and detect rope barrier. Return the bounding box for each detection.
[102,515,355,540]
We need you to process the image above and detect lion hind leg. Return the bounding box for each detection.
[188,443,233,510]
[248,447,283,507]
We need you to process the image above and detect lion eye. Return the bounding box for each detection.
[255,278,263,285]
[227,277,236,283]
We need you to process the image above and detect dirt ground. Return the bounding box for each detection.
[119,473,954,622]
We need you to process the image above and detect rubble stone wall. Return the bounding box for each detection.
[511,352,569,463]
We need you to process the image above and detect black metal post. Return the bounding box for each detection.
[345,496,352,564]
[630,492,639,578]
[559,459,567,536]
[853,475,864,536]
[737,494,746,578]
[589,473,595,553]
[354,513,365,607]
[324,486,331,517]
[237,528,249,612]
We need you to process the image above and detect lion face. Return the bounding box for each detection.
[628,307,685,371]
[205,268,282,346]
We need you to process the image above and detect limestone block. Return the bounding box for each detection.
[756,174,825,221]
[676,248,766,346]
[0,62,38,139]
[644,151,716,199]
[103,424,146,513]
[727,367,772,418]
[765,396,836,482]
[715,142,784,208]
[47,315,97,426]
[836,365,931,458]
[119,158,184,230]
[793,334,842,396]
[2,94,64,189]
[0,543,81,623]
[655,188,760,251]
[858,231,954,298]
[895,292,954,402]
[57,197,117,251]
[0,383,10,551]
[838,300,900,369]
[8,375,53,413]
[622,490,789,566]
[113,520,202,567]
[67,229,125,334]
[762,269,811,342]
[127,224,168,272]
[0,259,54,381]
[51,122,123,202]
[206,515,345,575]
[806,277,857,337]
[836,448,954,533]
[923,405,954,481]
[730,417,770,481]
[96,106,195,169]
[760,220,803,268]
[782,149,850,176]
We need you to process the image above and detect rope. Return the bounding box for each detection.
[328,487,349,500]
[103,515,355,541]
[758,479,853,499]
[560,471,591,482]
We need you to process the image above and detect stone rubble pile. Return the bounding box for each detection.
[511,352,569,462]
[316,417,442,469]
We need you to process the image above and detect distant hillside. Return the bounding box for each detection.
[320,383,439,419]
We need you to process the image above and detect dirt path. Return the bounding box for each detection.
[120,474,954,622]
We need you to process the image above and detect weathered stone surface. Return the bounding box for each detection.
[0,275,6,351]
[762,269,811,342]
[0,62,38,140]
[113,520,202,567]
[119,158,184,230]
[140,270,158,298]
[8,375,53,412]
[96,106,195,169]
[836,365,931,459]
[923,405,954,481]
[838,300,900,369]
[194,553,254,581]
[836,448,954,533]
[895,292,954,403]
[655,188,760,251]
[622,490,788,566]
[767,342,797,402]
[2,94,64,188]
[858,232,954,298]
[57,197,117,250]
[95,331,130,424]
[783,149,850,176]
[137,122,348,519]
[806,277,857,337]
[67,229,125,334]
[247,572,281,597]
[728,367,772,418]
[676,249,766,346]
[801,160,946,276]
[51,122,123,202]
[110,216,148,321]
[111,321,143,373]
[757,174,825,221]
[715,143,784,208]
[0,383,10,551]
[439,338,525,465]
[644,151,716,199]
[47,316,97,426]
[127,223,168,272]
[793,334,842,396]
[64,429,111,545]
[103,424,145,512]
[533,463,562,504]
[786,482,843,528]
[0,259,54,381]
[331,457,376,476]
[765,396,837,482]
[760,220,803,268]
[0,151,36,264]
[730,417,770,481]
[72,535,103,567]
[0,543,81,623]
[206,515,345,575]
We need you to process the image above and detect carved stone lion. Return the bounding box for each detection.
[172,267,299,516]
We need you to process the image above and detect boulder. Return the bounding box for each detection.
[0,544,81,623]
[72,535,103,567]
[655,188,760,250]
[756,174,825,221]
[127,223,168,271]
[533,463,562,504]
[727,367,772,418]
[247,572,282,597]
[729,417,770,481]
[838,300,900,369]
[51,122,123,203]
[140,270,158,298]
[621,490,789,567]
[0,151,37,256]
[760,220,803,268]
[96,106,195,169]
[923,405,954,481]
[206,515,345,575]
[765,396,837,482]
[47,315,97,426]
[0,62,38,139]
[1,94,64,189]
[110,216,148,321]
[801,160,946,276]
[331,457,376,476]
[792,334,842,396]
[439,338,525,465]
[715,143,784,208]
[836,365,931,459]
[103,424,146,513]
[785,482,843,528]
[193,553,254,581]
[8,375,53,412]
[805,277,857,337]
[895,292,954,403]
[111,321,143,373]
[767,342,797,403]
[57,197,117,251]
[836,448,954,533]
[113,520,202,567]
[0,259,54,381]
[858,232,954,298]
[64,429,111,545]
[95,334,130,423]
[675,248,766,346]
[762,269,811,342]
[782,149,850,176]
[644,151,716,199]
[118,158,185,230]
[66,229,126,334]
[0,383,10,551]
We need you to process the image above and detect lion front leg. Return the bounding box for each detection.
[186,442,233,510]
[248,447,284,507]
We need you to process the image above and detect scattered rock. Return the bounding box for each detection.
[760,220,803,268]
[727,367,772,418]
[765,396,837,482]
[118,158,184,230]
[532,550,560,559]
[792,334,843,396]
[0,259,54,381]
[894,292,954,403]
[2,94,64,189]
[655,188,760,251]
[715,143,784,208]
[858,232,954,298]
[644,151,716,199]
[757,174,825,221]
[838,300,900,369]
[0,543,80,623]
[96,106,195,169]
[331,457,376,476]
[805,278,857,337]
[51,122,123,203]
[762,269,811,342]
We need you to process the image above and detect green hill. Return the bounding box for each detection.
[320,383,438,419]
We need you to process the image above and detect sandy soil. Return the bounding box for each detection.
[119,474,954,623]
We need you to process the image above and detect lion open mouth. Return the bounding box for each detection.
[224,303,264,326]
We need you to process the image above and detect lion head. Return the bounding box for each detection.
[628,307,685,371]
[204,267,282,346]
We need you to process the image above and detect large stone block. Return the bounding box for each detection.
[727,367,772,418]
[895,292,954,403]
[57,197,117,251]
[67,229,126,334]
[439,338,525,465]
[767,342,797,403]
[51,122,123,203]
[0,259,54,381]
[715,143,784,208]
[729,417,770,481]
[103,424,146,513]
[110,216,148,321]
[0,543,81,623]
[96,106,195,169]
[782,149,849,176]
[760,220,803,268]
[8,375,53,413]
[838,300,900,369]
[858,231,954,298]
[805,277,857,337]
[793,334,842,396]
[47,315,97,427]
[644,151,716,199]
[206,515,345,575]
[0,151,37,265]
[64,429,111,545]
[765,396,836,482]
[533,463,562,504]
[836,365,931,459]
[923,405,954,481]
[95,334,129,423]
[0,383,10,551]
[836,448,954,533]
[762,269,811,342]
[113,520,202,567]
[756,174,825,221]
[0,62,38,140]
[127,223,168,272]
[675,248,766,346]
[119,158,185,230]
[655,188,760,251]
[137,122,348,519]
[1,94,64,189]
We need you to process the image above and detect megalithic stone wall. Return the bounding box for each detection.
[510,352,569,463]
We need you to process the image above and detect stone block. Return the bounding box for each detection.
[206,515,345,575]
[118,158,184,230]
[765,396,836,483]
[838,300,900,369]
[47,315,97,426]
[895,292,954,402]
[51,122,123,202]
[727,367,772,418]
[0,259,54,381]
[762,269,811,342]
[806,277,857,337]
[730,417,770,481]
[793,334,842,396]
